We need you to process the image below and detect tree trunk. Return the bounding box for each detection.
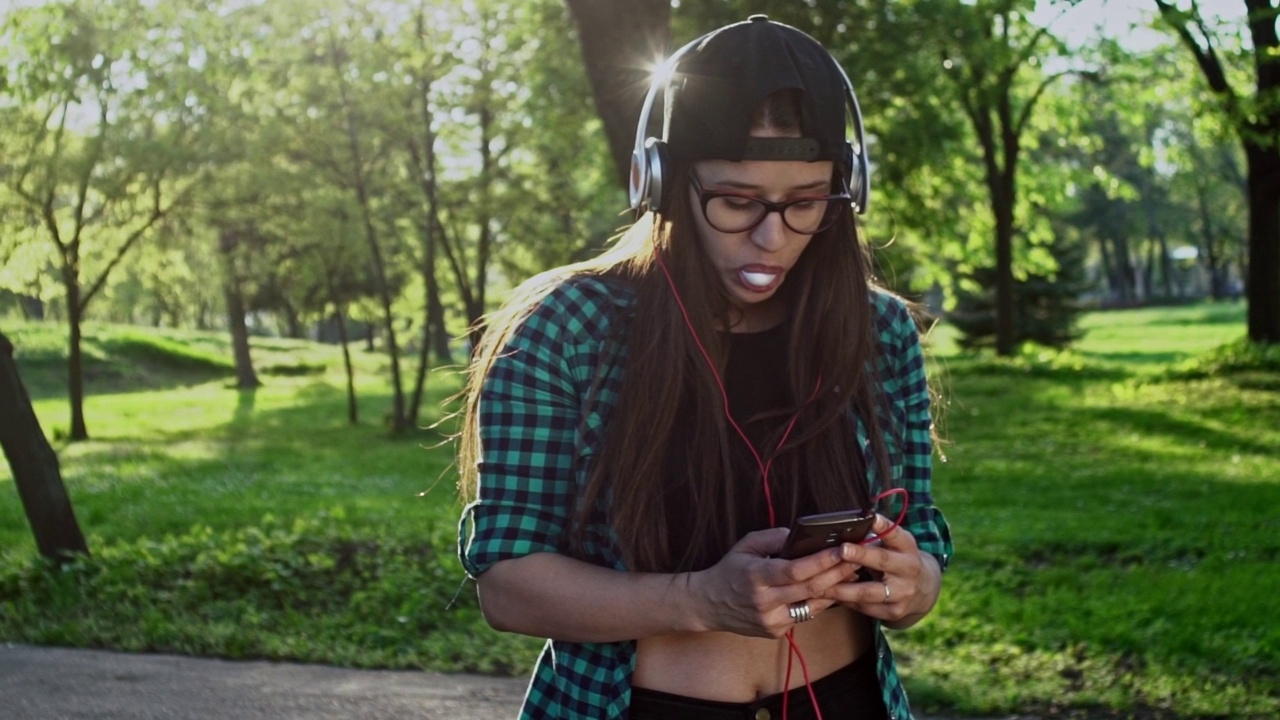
[1111,234,1136,304]
[363,213,407,432]
[409,221,433,429]
[1097,232,1117,302]
[63,266,88,441]
[564,0,672,192]
[1196,185,1225,299]
[963,60,1022,357]
[1158,233,1173,298]
[220,229,260,389]
[328,30,407,433]
[409,314,431,429]
[470,105,496,354]
[408,67,439,429]
[407,14,453,369]
[1244,144,1280,342]
[1153,0,1279,339]
[1143,236,1158,300]
[992,180,1016,356]
[281,300,304,339]
[0,332,88,563]
[225,281,260,389]
[428,284,451,363]
[333,305,357,425]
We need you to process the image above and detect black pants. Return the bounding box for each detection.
[629,651,887,720]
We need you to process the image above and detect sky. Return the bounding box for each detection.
[0,0,1252,48]
[1031,0,1249,52]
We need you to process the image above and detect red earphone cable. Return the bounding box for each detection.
[655,252,826,717]
[654,249,910,720]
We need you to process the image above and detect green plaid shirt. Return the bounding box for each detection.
[459,275,953,719]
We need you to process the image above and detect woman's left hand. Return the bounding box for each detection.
[821,513,942,629]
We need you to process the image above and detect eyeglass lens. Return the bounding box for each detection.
[704,195,834,234]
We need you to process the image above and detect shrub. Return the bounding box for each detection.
[0,512,540,673]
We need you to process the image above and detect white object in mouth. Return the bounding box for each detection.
[742,271,777,288]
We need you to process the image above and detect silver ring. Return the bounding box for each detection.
[788,601,814,623]
[882,582,892,603]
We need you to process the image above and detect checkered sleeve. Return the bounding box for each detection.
[875,292,953,573]
[459,290,585,578]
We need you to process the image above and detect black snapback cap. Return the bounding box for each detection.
[663,15,847,164]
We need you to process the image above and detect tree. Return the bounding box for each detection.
[1154,0,1280,342]
[0,331,87,563]
[2,1,201,439]
[921,0,1085,355]
[395,0,461,424]
[564,0,671,192]
[255,0,417,432]
[1171,128,1249,299]
[950,225,1089,348]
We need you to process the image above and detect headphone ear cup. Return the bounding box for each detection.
[629,146,649,212]
[644,139,670,214]
[843,141,864,212]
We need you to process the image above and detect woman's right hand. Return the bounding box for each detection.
[687,527,858,638]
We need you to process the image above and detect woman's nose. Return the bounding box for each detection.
[748,210,790,252]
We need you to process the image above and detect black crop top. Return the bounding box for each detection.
[660,321,821,571]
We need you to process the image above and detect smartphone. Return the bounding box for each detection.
[778,509,876,560]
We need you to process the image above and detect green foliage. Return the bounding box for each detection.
[949,230,1091,350]
[259,361,327,377]
[101,331,235,374]
[5,321,237,398]
[0,513,540,673]
[909,313,1280,716]
[1166,336,1280,384]
[1,316,394,407]
[3,304,1277,717]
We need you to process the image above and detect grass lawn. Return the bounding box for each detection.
[1,302,1277,718]
[0,322,462,548]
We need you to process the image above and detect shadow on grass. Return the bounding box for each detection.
[923,458,1280,715]
[21,355,233,402]
[941,357,1133,383]
[7,383,465,547]
[1083,404,1278,457]
[17,337,329,403]
[1075,349,1187,367]
[1137,302,1248,327]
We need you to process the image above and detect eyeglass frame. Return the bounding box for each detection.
[688,172,853,235]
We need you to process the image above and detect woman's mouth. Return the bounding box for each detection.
[736,265,784,293]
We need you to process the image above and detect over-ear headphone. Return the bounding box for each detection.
[627,26,871,218]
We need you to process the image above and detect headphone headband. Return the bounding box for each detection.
[628,19,870,217]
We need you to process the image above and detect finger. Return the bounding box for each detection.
[731,527,793,558]
[867,513,918,551]
[842,540,892,577]
[773,597,839,632]
[771,555,861,605]
[823,579,902,617]
[765,543,851,588]
[846,519,920,575]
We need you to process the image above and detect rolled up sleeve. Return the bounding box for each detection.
[876,293,953,572]
[459,299,583,578]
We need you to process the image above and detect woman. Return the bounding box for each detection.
[458,15,952,720]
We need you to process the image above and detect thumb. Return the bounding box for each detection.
[732,526,792,558]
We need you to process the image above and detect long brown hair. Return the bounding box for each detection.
[458,91,897,573]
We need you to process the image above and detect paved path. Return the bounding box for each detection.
[1,643,1021,719]
[1,643,528,719]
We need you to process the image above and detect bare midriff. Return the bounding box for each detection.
[633,606,872,702]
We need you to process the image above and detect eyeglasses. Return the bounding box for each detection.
[689,173,852,235]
